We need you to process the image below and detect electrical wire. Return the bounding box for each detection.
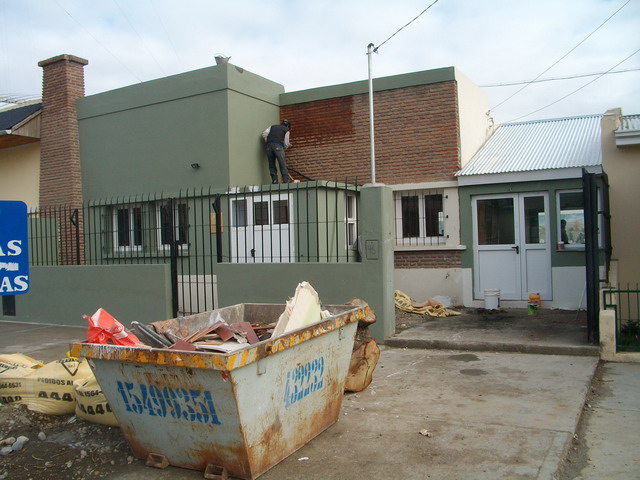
[491,0,631,111]
[112,0,166,76]
[481,67,640,87]
[147,0,185,72]
[53,0,143,83]
[508,47,640,122]
[373,0,440,53]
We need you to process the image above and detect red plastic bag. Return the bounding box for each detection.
[84,308,145,347]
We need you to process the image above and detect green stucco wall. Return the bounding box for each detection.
[227,89,280,186]
[2,265,172,326]
[77,63,284,201]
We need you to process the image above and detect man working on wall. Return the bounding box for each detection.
[262,120,292,184]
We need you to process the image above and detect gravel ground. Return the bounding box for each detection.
[0,405,134,480]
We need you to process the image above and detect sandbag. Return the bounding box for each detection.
[0,354,43,405]
[0,357,92,415]
[0,353,43,378]
[74,374,119,427]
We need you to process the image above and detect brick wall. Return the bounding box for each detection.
[394,250,462,269]
[38,54,88,208]
[281,81,460,185]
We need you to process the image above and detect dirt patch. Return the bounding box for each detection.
[394,306,507,333]
[394,309,434,333]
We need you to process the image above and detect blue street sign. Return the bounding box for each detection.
[0,201,30,295]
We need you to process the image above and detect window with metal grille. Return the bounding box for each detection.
[395,190,445,246]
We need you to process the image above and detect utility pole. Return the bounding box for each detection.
[367,43,376,184]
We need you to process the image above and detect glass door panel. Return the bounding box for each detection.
[477,198,515,245]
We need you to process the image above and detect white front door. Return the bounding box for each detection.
[473,193,551,301]
[230,193,293,263]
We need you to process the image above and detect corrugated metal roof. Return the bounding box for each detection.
[0,102,42,130]
[617,114,640,133]
[457,114,602,177]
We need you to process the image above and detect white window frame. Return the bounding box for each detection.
[345,192,358,249]
[112,204,143,253]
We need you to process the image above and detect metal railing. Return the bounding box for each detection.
[27,181,361,315]
[602,285,640,352]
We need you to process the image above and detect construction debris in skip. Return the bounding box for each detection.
[84,282,336,353]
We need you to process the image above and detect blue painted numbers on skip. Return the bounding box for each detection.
[284,356,325,409]
[116,381,221,424]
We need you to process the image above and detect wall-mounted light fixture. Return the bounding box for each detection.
[191,163,200,169]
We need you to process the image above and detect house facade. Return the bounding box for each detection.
[457,115,606,310]
[7,53,634,335]
[601,108,640,288]
[73,61,492,306]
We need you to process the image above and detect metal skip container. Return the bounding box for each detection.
[70,303,367,480]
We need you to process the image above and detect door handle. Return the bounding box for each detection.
[512,245,519,254]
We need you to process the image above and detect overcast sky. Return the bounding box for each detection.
[1,0,638,123]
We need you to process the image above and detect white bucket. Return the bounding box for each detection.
[484,289,501,310]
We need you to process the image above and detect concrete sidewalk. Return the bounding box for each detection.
[567,362,640,479]
[389,308,599,357]
[0,319,603,479]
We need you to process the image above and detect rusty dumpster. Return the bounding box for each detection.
[70,302,367,480]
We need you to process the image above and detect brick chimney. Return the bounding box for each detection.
[37,54,88,265]
[37,54,88,208]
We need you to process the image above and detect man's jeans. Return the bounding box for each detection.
[266,143,289,183]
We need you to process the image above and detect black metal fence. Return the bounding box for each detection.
[27,181,361,315]
[602,285,640,352]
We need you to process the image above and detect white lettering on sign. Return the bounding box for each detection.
[0,201,30,296]
[0,240,22,256]
[0,275,29,293]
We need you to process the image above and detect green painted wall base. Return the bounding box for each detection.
[1,265,172,327]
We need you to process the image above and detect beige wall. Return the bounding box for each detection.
[602,108,640,287]
[455,68,493,168]
[0,143,40,208]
